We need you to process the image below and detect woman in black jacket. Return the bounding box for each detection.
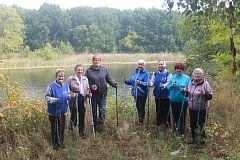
[85,55,118,131]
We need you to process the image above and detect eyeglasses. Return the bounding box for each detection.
[138,63,144,65]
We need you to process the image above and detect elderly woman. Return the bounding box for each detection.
[45,69,71,150]
[67,64,91,138]
[187,68,212,145]
[124,59,150,125]
[149,60,172,128]
[85,55,118,131]
[166,62,190,135]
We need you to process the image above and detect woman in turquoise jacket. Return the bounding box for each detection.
[166,62,190,135]
[124,59,150,125]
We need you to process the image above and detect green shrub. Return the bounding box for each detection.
[57,41,75,55]
[34,43,58,61]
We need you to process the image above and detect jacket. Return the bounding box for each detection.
[67,74,90,107]
[166,74,190,102]
[85,65,115,97]
[125,68,150,97]
[150,69,172,98]
[188,79,212,110]
[45,81,71,115]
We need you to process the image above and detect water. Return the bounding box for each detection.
[1,63,160,98]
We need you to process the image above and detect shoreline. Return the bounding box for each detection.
[0,60,179,70]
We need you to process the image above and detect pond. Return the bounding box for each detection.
[1,63,175,99]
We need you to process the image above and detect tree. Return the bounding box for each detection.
[87,24,104,53]
[167,0,240,74]
[0,6,24,54]
[73,25,88,52]
[120,31,138,52]
[73,24,104,53]
[37,3,71,47]
[15,8,49,50]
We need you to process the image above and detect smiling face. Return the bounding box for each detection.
[93,58,101,68]
[56,71,65,84]
[137,62,145,70]
[75,66,84,76]
[193,71,203,81]
[175,67,183,75]
[158,61,165,71]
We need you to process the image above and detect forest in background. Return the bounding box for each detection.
[0,3,181,54]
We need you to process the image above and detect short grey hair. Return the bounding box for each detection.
[137,59,146,66]
[55,68,65,78]
[192,68,204,77]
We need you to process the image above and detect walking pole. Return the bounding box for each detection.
[176,91,186,133]
[73,94,79,135]
[134,81,138,126]
[122,83,127,115]
[170,95,185,155]
[195,95,202,144]
[116,87,119,126]
[147,87,150,130]
[53,102,59,149]
[88,95,96,141]
[157,97,160,133]
[166,101,171,129]
[171,90,187,153]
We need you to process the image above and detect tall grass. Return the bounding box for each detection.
[1,68,240,159]
[0,52,184,69]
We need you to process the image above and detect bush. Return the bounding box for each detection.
[34,43,58,61]
[57,41,75,55]
[0,73,48,159]
[20,45,32,58]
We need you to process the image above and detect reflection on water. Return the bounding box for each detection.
[1,63,174,98]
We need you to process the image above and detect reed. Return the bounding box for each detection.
[0,52,184,69]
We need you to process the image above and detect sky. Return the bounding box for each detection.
[0,0,168,10]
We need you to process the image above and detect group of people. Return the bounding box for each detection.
[45,55,212,150]
[45,55,118,150]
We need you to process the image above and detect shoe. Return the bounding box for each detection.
[79,132,87,139]
[59,143,65,149]
[135,121,143,126]
[188,140,196,145]
[165,123,170,128]
[52,143,60,150]
[200,139,206,146]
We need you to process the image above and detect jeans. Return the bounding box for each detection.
[91,93,107,129]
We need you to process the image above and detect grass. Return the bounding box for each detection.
[0,53,240,159]
[1,72,240,159]
[0,52,184,69]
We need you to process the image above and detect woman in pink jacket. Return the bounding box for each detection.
[67,64,91,138]
[187,68,212,145]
